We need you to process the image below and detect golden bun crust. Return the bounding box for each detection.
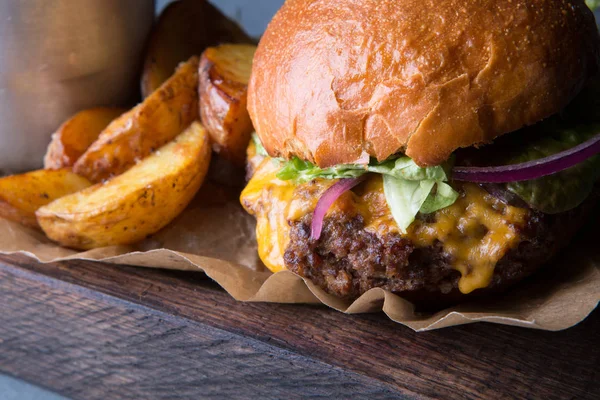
[248,0,600,167]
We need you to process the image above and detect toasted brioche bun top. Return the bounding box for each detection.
[247,0,600,167]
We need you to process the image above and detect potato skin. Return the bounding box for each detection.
[73,57,200,183]
[44,107,126,170]
[0,169,91,229]
[37,122,211,250]
[199,44,257,167]
[141,0,253,99]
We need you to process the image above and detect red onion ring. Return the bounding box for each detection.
[311,177,366,241]
[453,134,600,183]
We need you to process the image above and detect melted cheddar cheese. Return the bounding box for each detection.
[241,159,529,294]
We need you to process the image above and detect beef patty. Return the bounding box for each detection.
[284,189,597,307]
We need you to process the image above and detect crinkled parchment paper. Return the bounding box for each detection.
[0,177,598,331]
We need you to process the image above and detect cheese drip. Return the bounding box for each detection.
[241,157,529,294]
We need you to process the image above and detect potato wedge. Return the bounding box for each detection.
[37,121,211,250]
[44,107,126,170]
[199,44,257,167]
[0,169,91,229]
[73,57,200,183]
[141,0,253,98]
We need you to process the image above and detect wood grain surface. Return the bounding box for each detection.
[0,253,598,399]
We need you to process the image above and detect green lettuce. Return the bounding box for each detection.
[369,158,458,231]
[276,158,367,182]
[499,79,600,214]
[586,0,600,10]
[506,124,600,214]
[420,182,460,214]
[251,133,269,157]
[383,178,436,232]
[274,154,459,232]
[366,157,449,181]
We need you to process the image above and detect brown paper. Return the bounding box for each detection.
[0,179,598,331]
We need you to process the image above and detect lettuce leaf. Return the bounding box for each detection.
[586,0,600,10]
[383,177,436,232]
[272,152,459,232]
[373,158,458,231]
[251,133,269,157]
[420,182,460,215]
[276,158,367,182]
[366,157,448,181]
[506,125,600,213]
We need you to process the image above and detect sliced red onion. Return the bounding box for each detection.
[311,177,365,241]
[453,134,600,183]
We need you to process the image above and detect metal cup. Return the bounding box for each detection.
[0,0,154,171]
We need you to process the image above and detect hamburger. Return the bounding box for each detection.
[241,0,600,307]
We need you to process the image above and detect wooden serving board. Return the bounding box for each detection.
[0,253,598,400]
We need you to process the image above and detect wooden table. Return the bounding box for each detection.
[0,253,598,399]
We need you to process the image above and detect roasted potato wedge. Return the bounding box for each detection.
[141,0,253,98]
[73,57,200,183]
[37,122,211,250]
[0,169,91,229]
[199,44,257,166]
[44,107,126,170]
